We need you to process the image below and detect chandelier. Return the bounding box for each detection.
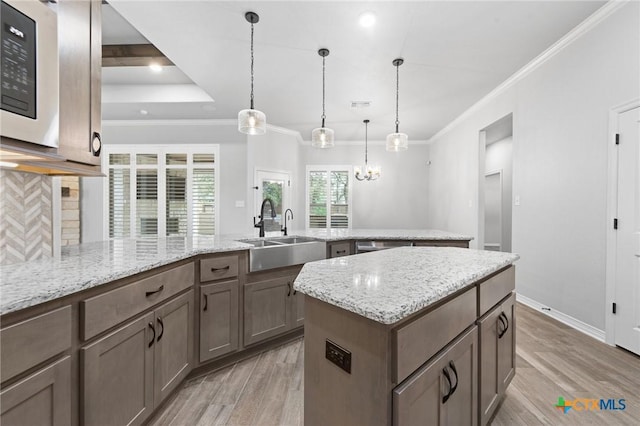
[354,119,381,181]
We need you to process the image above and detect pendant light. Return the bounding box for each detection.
[238,12,266,135]
[386,58,408,151]
[311,48,334,148]
[355,120,381,181]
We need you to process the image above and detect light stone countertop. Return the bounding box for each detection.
[294,246,519,325]
[0,229,473,316]
[0,236,251,316]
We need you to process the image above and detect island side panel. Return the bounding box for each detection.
[304,296,393,426]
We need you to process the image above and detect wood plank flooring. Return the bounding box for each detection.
[148,303,640,426]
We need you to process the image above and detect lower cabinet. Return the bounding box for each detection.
[393,326,478,426]
[82,290,194,426]
[478,292,516,425]
[200,280,239,362]
[294,289,305,328]
[0,356,71,426]
[244,275,300,346]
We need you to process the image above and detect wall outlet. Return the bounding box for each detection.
[235,200,245,208]
[514,196,521,206]
[325,339,351,373]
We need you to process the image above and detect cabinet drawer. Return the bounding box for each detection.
[330,242,351,258]
[394,287,476,383]
[478,266,515,316]
[81,262,194,340]
[1,306,72,383]
[200,255,239,283]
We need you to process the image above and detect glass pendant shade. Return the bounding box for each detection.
[311,127,334,148]
[386,132,408,152]
[238,109,266,135]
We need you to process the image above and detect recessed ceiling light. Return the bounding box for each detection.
[149,63,162,72]
[359,11,376,28]
[139,109,148,115]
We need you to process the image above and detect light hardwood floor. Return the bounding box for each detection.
[148,303,640,425]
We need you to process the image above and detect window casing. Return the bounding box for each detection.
[103,145,219,239]
[306,165,352,229]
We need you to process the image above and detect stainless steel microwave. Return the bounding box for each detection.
[1,0,58,148]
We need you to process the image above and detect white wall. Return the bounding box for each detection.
[301,143,430,229]
[81,121,249,241]
[426,3,639,331]
[485,136,513,252]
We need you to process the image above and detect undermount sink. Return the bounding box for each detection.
[238,236,326,272]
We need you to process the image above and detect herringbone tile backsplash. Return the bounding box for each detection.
[0,170,53,265]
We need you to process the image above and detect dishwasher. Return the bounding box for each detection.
[354,240,413,254]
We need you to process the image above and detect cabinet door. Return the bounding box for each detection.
[200,281,239,362]
[82,313,154,426]
[244,276,292,346]
[498,293,516,394]
[393,327,477,426]
[293,289,305,328]
[58,0,101,165]
[154,290,194,405]
[1,356,71,426]
[478,305,502,426]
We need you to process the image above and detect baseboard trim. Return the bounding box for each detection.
[516,294,606,343]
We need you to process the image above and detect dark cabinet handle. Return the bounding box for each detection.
[157,317,164,342]
[448,361,459,399]
[148,322,155,348]
[293,288,297,296]
[211,266,230,272]
[497,314,506,337]
[498,312,509,338]
[203,294,208,311]
[287,281,291,297]
[145,285,164,297]
[336,250,346,255]
[442,366,453,403]
[91,132,102,157]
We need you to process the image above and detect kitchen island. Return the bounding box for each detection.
[294,247,519,426]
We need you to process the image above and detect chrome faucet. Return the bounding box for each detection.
[282,209,293,236]
[254,198,277,237]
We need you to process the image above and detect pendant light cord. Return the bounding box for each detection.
[364,121,369,165]
[321,55,326,128]
[250,22,255,110]
[395,63,400,133]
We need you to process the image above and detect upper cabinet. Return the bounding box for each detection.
[57,0,102,166]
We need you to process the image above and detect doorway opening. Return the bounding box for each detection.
[479,114,513,252]
[253,168,291,234]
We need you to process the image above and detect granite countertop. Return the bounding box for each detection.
[295,228,473,241]
[0,236,251,316]
[0,229,473,316]
[294,246,519,325]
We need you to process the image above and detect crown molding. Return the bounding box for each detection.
[300,139,430,147]
[428,0,629,144]
[102,119,237,127]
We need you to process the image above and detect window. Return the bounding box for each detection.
[104,145,219,239]
[306,165,352,229]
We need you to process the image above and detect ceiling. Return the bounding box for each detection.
[103,1,606,142]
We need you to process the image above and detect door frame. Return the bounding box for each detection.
[604,98,639,346]
[253,168,292,225]
[483,169,503,252]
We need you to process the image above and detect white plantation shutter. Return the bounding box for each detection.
[306,166,352,230]
[108,154,131,238]
[105,146,219,239]
[192,168,215,235]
